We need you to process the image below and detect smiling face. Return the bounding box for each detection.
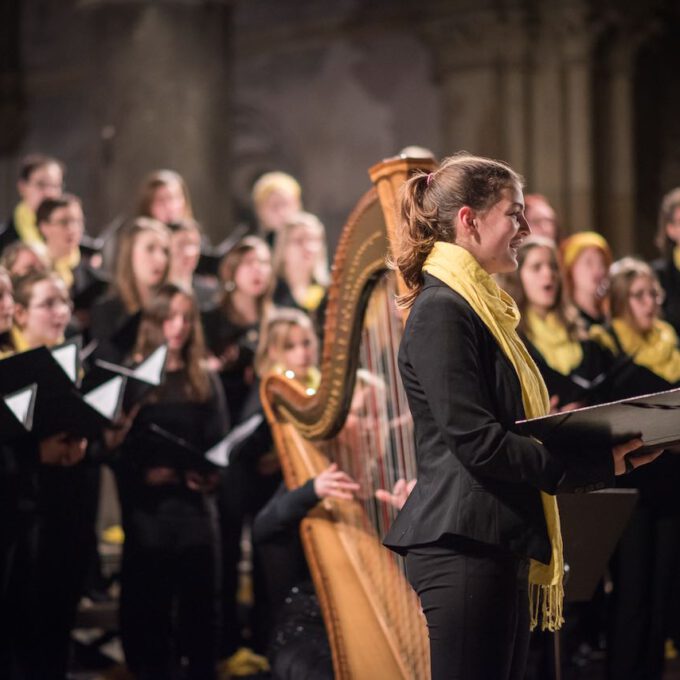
[471,184,529,275]
[15,278,71,348]
[132,229,169,289]
[519,245,559,314]
[162,292,194,352]
[627,273,662,334]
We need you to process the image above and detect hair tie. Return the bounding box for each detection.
[426,173,434,187]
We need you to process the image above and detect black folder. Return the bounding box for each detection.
[516,385,680,454]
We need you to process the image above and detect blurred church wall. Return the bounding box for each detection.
[1,0,680,258]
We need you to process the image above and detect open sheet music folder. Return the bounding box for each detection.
[516,385,680,453]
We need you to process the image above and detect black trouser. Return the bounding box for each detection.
[607,507,680,680]
[405,537,531,680]
[120,495,220,680]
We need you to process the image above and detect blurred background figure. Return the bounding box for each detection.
[653,187,680,336]
[524,193,559,242]
[137,169,194,227]
[251,172,302,247]
[560,231,613,328]
[0,242,48,279]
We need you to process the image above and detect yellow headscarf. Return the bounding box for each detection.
[525,309,583,376]
[423,241,564,631]
[590,318,680,384]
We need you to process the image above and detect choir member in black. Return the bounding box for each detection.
[559,231,612,328]
[0,153,64,254]
[167,218,218,310]
[589,257,680,680]
[0,267,13,352]
[0,241,48,279]
[381,154,655,680]
[507,236,607,410]
[2,271,88,679]
[253,463,359,680]
[90,217,170,363]
[271,212,329,334]
[220,309,320,660]
[203,235,273,423]
[251,171,302,247]
[652,187,680,336]
[111,283,228,680]
[36,194,108,341]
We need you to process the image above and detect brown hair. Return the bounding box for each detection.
[136,169,193,221]
[655,187,680,256]
[18,153,65,182]
[12,271,70,309]
[0,242,48,278]
[254,307,317,377]
[219,235,273,325]
[113,218,170,313]
[395,153,523,307]
[608,257,663,325]
[509,236,585,341]
[134,283,211,401]
[36,193,81,225]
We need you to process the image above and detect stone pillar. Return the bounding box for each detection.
[79,0,233,241]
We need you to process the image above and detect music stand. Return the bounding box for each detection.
[545,489,639,680]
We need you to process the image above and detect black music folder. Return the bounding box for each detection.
[516,385,680,453]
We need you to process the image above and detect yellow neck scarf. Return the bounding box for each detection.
[13,201,45,247]
[52,248,81,290]
[607,318,680,384]
[11,325,64,353]
[673,246,680,272]
[423,242,564,631]
[525,309,583,376]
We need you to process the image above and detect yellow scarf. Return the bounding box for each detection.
[525,310,583,376]
[274,363,321,394]
[423,242,564,631]
[52,248,81,290]
[674,246,680,272]
[591,318,680,384]
[10,325,64,353]
[13,201,45,247]
[301,283,326,312]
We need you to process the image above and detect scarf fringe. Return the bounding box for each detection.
[529,582,565,632]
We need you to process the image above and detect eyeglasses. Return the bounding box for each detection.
[29,297,73,312]
[628,289,665,304]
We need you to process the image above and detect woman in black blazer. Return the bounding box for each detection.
[383,153,658,680]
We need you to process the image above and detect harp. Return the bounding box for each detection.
[261,156,436,679]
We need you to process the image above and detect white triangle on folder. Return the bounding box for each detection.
[133,345,167,385]
[84,375,125,420]
[4,383,38,430]
[51,342,79,383]
[204,413,264,468]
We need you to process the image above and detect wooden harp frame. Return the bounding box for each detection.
[261,156,436,680]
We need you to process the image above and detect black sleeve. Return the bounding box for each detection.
[252,479,319,545]
[204,372,230,446]
[406,291,613,494]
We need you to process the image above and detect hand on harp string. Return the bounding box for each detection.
[375,478,417,511]
[314,463,360,501]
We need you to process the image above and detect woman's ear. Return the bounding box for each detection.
[457,206,477,238]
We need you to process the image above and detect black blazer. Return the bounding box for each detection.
[383,275,614,564]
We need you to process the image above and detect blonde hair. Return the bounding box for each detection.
[396,153,523,308]
[656,187,680,255]
[272,211,330,287]
[608,257,663,325]
[251,171,302,208]
[254,307,317,377]
[113,218,170,313]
